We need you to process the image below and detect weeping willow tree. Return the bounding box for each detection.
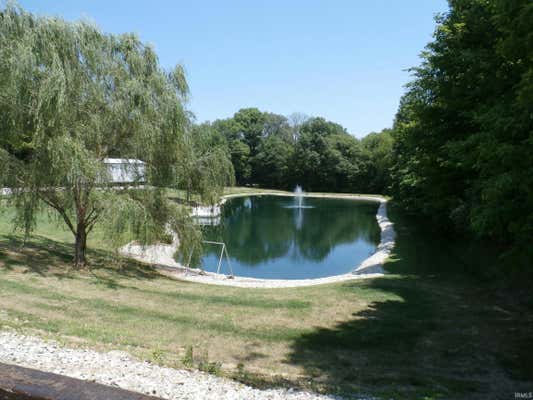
[177,123,235,205]
[0,4,204,267]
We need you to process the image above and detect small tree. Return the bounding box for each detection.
[0,5,200,267]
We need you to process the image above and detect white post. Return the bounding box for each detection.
[216,243,225,274]
[203,240,231,276]
[224,245,233,277]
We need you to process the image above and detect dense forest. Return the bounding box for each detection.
[192,109,394,195]
[392,0,532,271]
[191,0,532,273]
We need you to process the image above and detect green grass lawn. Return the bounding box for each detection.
[0,189,532,399]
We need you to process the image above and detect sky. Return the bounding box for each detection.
[19,0,449,137]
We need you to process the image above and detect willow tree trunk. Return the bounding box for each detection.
[74,222,87,268]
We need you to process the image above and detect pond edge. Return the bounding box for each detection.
[120,192,396,289]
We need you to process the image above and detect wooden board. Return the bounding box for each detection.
[0,363,163,400]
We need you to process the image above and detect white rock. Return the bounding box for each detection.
[0,330,377,399]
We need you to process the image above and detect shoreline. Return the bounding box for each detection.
[120,192,396,289]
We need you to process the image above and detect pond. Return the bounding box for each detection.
[200,195,381,279]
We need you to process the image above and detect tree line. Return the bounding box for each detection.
[390,0,532,271]
[193,108,394,195]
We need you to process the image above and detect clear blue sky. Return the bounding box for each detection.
[20,0,449,137]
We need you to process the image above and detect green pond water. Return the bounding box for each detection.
[200,195,381,279]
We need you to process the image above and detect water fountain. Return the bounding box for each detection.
[284,185,312,210]
[294,185,304,208]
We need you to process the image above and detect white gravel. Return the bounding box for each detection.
[120,193,395,288]
[0,331,362,400]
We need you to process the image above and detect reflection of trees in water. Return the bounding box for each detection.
[202,197,380,266]
[295,198,380,261]
[203,197,293,265]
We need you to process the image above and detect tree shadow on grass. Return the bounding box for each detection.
[0,234,163,286]
[383,204,508,283]
[287,277,454,398]
[286,276,533,399]
[0,235,72,276]
[286,205,533,399]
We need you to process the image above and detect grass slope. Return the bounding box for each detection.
[0,189,532,399]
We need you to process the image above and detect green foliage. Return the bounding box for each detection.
[197,350,222,375]
[391,0,533,271]
[212,118,252,184]
[233,108,266,155]
[360,129,394,194]
[181,345,194,368]
[175,123,234,205]
[0,4,207,267]
[212,108,297,186]
[291,118,368,192]
[252,135,293,188]
[210,110,393,194]
[151,347,165,364]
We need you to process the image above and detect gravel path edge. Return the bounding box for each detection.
[0,330,362,400]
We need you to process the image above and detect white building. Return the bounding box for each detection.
[103,158,145,184]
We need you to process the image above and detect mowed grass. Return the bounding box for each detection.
[1,193,532,399]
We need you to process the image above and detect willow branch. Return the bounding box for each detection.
[38,191,76,235]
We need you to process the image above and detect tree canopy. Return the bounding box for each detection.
[0,4,211,267]
[175,122,234,205]
[209,110,393,194]
[391,0,533,270]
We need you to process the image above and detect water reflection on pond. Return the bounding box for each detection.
[200,196,381,279]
